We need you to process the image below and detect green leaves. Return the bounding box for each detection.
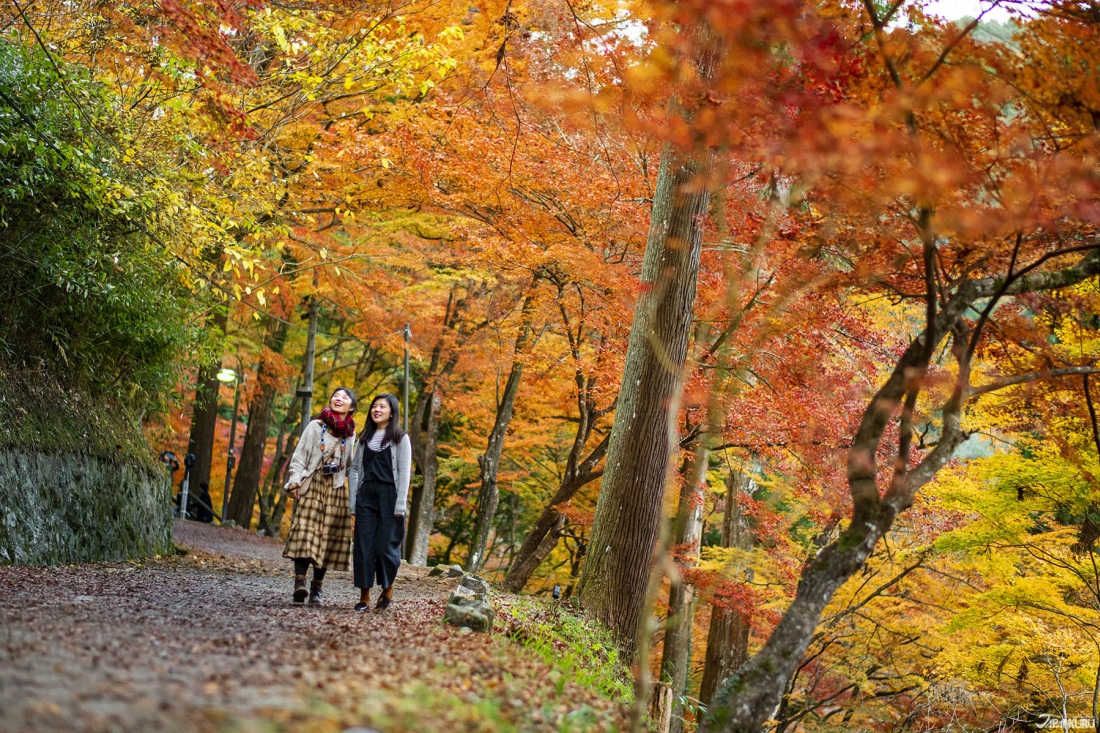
[0,41,215,402]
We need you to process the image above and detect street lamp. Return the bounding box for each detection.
[217,367,244,524]
[161,450,181,516]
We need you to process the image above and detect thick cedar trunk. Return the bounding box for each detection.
[575,120,717,645]
[700,468,756,706]
[661,450,708,733]
[185,307,228,510]
[466,291,537,572]
[227,318,290,527]
[701,605,751,706]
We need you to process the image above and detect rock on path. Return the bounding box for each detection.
[0,520,624,732]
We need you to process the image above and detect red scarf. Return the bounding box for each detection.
[319,407,356,439]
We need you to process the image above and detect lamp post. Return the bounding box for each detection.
[403,323,411,433]
[160,450,180,515]
[217,366,244,524]
[181,453,195,518]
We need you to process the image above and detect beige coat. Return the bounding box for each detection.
[285,419,358,511]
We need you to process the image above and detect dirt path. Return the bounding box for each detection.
[0,521,626,733]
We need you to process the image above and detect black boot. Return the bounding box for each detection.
[308,580,324,605]
[293,575,308,604]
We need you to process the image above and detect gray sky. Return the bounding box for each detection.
[923,0,1017,21]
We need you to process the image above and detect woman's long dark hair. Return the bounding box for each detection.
[366,393,406,447]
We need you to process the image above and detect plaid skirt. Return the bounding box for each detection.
[283,472,353,571]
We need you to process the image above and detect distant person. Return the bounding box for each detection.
[349,393,412,612]
[195,483,214,523]
[283,387,358,605]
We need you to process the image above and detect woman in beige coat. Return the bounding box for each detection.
[283,387,358,605]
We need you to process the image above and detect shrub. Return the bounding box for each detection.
[0,40,214,405]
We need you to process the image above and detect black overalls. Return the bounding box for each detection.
[353,439,405,589]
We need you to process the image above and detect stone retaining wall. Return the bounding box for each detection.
[0,449,172,565]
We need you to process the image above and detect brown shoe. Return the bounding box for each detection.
[293,575,308,604]
[308,580,324,605]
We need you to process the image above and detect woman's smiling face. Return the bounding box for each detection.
[329,390,353,416]
[370,398,392,426]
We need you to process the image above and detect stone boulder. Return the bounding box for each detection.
[428,564,465,578]
[449,584,478,603]
[443,596,495,633]
[459,574,490,598]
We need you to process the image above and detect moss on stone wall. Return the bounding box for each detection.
[0,373,156,470]
[0,448,173,564]
[0,373,172,565]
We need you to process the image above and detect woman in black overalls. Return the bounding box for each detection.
[351,393,412,611]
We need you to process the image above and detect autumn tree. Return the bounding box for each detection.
[575,18,723,646]
[692,3,1100,730]
[466,283,541,571]
[226,303,292,527]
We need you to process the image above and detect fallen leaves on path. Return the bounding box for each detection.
[0,520,629,732]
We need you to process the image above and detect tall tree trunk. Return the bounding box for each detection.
[661,448,708,733]
[406,388,442,565]
[268,425,299,539]
[575,30,720,643]
[405,327,462,565]
[501,430,609,591]
[227,317,290,527]
[257,408,288,534]
[184,307,228,510]
[466,290,538,572]
[699,467,757,706]
[257,391,301,538]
